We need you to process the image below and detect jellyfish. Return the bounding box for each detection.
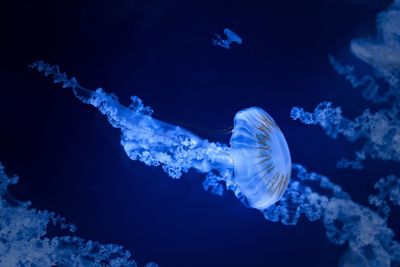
[30,60,291,210]
[212,28,242,49]
[0,162,156,266]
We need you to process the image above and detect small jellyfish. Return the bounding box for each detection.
[212,28,242,49]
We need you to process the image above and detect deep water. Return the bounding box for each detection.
[0,0,399,266]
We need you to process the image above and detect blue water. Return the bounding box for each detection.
[0,0,398,266]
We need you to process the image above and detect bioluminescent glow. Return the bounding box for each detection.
[30,60,292,211]
[212,28,242,49]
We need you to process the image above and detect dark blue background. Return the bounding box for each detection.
[0,0,398,266]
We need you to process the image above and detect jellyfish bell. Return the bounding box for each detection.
[212,28,242,49]
[229,107,292,210]
[223,28,242,44]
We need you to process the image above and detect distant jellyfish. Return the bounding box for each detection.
[224,28,242,44]
[212,28,242,49]
[338,246,391,267]
[31,61,291,210]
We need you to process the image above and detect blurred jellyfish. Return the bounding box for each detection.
[285,1,400,266]
[290,0,400,169]
[0,163,158,266]
[264,164,400,267]
[212,28,242,49]
[339,250,371,267]
[30,60,291,210]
